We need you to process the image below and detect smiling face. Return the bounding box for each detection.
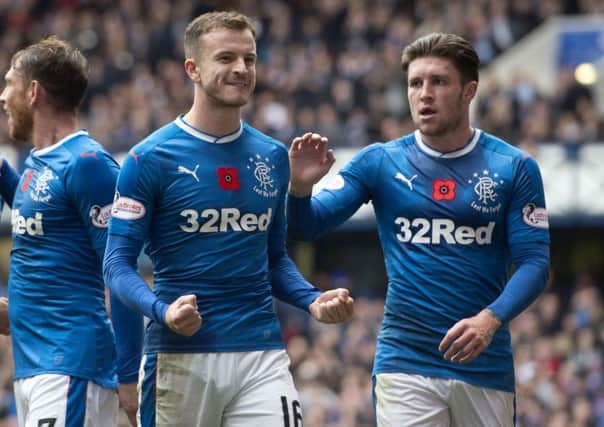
[0,63,33,142]
[192,27,257,108]
[407,56,476,139]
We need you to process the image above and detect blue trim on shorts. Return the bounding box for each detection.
[65,377,87,427]
[140,353,157,427]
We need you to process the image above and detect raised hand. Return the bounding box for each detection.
[164,294,202,336]
[309,288,354,324]
[438,309,502,364]
[289,132,336,197]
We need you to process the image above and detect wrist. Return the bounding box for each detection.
[481,308,502,329]
[288,183,313,198]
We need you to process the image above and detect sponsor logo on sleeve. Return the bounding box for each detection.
[522,203,549,229]
[89,204,112,228]
[111,192,146,220]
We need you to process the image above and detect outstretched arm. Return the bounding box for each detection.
[270,159,353,323]
[288,135,374,240]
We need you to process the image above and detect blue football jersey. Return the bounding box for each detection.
[308,129,549,392]
[8,131,119,389]
[108,116,298,353]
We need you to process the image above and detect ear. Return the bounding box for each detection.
[463,81,478,102]
[184,58,201,83]
[28,80,42,107]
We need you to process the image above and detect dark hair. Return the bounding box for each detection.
[184,11,256,59]
[401,33,480,83]
[11,36,88,114]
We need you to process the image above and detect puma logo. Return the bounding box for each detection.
[395,172,417,191]
[178,165,200,182]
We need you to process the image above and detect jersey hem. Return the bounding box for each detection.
[143,343,285,353]
[372,366,515,393]
[13,369,117,390]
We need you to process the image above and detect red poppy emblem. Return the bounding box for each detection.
[21,169,34,192]
[432,179,456,201]
[217,167,240,190]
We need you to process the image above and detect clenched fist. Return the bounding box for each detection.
[164,294,202,336]
[309,288,354,324]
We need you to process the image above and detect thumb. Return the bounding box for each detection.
[335,288,350,301]
[326,149,336,165]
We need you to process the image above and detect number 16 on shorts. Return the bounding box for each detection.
[281,396,302,427]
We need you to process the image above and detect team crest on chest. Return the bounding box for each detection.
[468,169,504,214]
[247,154,278,198]
[30,166,57,202]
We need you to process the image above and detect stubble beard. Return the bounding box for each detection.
[417,93,465,138]
[9,104,33,142]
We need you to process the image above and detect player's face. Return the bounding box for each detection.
[195,28,256,108]
[0,64,33,142]
[407,56,476,138]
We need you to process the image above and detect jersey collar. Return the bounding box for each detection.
[33,130,89,156]
[414,129,481,159]
[174,115,243,144]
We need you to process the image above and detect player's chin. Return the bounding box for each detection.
[222,95,250,108]
[417,123,445,137]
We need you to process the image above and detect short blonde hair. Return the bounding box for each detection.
[184,11,256,59]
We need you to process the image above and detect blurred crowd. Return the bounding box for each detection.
[0,0,603,163]
[0,0,603,426]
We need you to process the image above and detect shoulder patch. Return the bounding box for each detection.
[111,192,146,220]
[522,203,549,229]
[89,204,112,228]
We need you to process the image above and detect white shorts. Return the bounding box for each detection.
[14,374,118,427]
[138,350,302,427]
[375,373,515,427]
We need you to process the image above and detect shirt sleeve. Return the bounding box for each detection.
[487,242,550,323]
[104,147,169,323]
[66,149,145,384]
[487,154,551,322]
[269,148,321,310]
[107,148,156,240]
[65,150,120,260]
[506,155,550,245]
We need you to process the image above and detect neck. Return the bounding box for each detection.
[31,111,79,150]
[420,122,474,153]
[183,91,242,136]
